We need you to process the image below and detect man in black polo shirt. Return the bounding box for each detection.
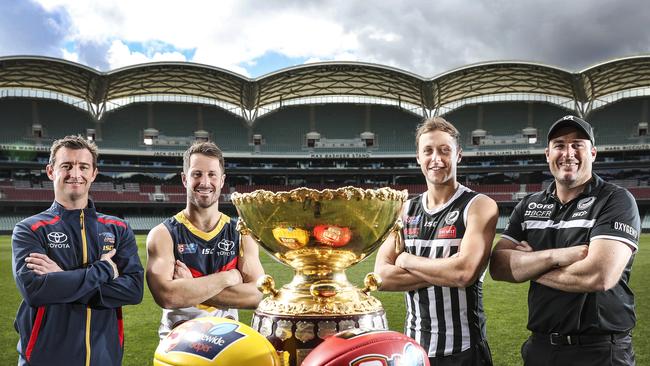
[490,115,640,366]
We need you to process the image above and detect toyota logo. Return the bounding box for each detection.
[47,232,68,244]
[217,240,235,251]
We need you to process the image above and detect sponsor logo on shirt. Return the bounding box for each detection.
[404,227,420,238]
[406,215,421,225]
[528,202,554,210]
[217,240,235,251]
[178,243,198,254]
[424,220,438,228]
[437,225,456,239]
[577,196,596,210]
[444,211,459,225]
[612,222,638,239]
[47,231,70,248]
[571,211,587,218]
[525,210,552,218]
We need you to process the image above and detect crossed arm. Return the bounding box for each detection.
[146,224,264,310]
[489,237,632,292]
[12,224,144,308]
[374,195,498,291]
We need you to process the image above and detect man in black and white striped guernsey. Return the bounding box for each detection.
[490,115,640,366]
[375,116,498,366]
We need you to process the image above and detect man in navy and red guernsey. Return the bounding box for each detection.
[146,142,264,340]
[11,135,144,366]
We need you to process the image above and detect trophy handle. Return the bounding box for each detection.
[361,272,382,294]
[392,218,404,254]
[257,274,279,298]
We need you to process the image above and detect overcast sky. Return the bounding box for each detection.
[1,0,649,78]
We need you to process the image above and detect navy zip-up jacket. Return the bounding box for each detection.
[11,200,144,366]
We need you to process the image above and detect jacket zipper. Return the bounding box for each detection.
[81,211,91,366]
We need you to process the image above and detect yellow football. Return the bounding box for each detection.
[154,317,283,366]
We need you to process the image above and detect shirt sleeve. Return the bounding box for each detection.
[501,198,527,245]
[12,221,115,307]
[590,188,641,252]
[84,224,144,308]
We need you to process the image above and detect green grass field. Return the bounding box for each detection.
[1,234,648,365]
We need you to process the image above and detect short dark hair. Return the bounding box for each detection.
[183,142,225,173]
[415,116,460,150]
[49,135,99,168]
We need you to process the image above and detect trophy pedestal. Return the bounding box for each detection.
[252,310,388,366]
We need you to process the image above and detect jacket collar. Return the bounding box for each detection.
[48,199,97,217]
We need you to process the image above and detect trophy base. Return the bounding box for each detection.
[252,310,388,366]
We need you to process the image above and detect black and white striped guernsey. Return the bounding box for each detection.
[402,185,487,358]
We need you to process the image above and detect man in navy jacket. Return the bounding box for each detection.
[11,135,144,366]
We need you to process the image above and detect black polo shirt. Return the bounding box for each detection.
[502,174,640,335]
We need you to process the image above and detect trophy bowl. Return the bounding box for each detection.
[231,186,407,366]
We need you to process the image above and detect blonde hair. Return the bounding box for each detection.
[415,116,460,150]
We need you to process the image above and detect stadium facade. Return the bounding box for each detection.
[1,56,649,233]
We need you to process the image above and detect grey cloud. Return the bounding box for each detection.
[76,41,111,71]
[0,0,70,57]
[326,0,650,76]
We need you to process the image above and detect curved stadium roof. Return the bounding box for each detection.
[2,55,650,122]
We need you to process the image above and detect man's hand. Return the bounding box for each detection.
[514,241,533,252]
[101,249,119,279]
[552,245,589,268]
[227,268,243,287]
[395,252,412,269]
[173,260,243,287]
[173,260,193,279]
[25,253,63,275]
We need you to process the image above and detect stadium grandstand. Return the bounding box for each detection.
[1,55,649,234]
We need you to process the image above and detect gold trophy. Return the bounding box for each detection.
[231,187,407,366]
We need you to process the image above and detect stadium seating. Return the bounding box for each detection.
[589,98,650,145]
[253,106,310,153]
[101,103,150,149]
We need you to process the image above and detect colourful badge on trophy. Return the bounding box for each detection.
[272,226,310,249]
[313,225,352,247]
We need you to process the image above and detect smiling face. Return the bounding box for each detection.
[545,126,596,189]
[182,153,225,209]
[46,147,98,209]
[416,130,461,187]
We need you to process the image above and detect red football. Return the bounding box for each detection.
[301,329,429,366]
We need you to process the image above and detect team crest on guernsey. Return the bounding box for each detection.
[99,232,115,244]
[444,210,460,225]
[577,196,596,210]
[177,243,198,254]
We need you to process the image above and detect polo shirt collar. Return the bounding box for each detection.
[544,173,603,201]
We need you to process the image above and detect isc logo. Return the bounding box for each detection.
[571,211,587,218]
[202,248,214,254]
